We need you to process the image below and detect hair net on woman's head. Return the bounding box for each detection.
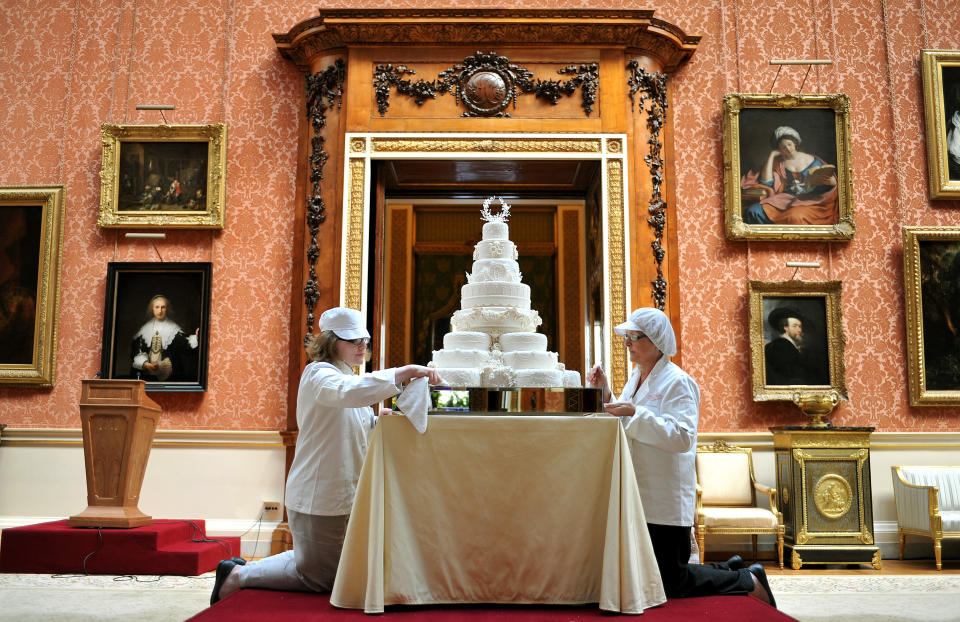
[614,307,677,357]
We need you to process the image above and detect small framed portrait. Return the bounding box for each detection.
[747,280,847,402]
[723,93,855,241]
[98,124,227,229]
[903,227,960,405]
[920,50,960,199]
[0,186,65,387]
[100,262,212,392]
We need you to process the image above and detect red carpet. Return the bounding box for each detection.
[189,591,796,621]
[0,519,239,576]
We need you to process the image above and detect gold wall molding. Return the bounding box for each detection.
[697,431,960,449]
[343,158,367,312]
[371,138,603,153]
[605,157,627,393]
[6,428,959,450]
[1,428,283,449]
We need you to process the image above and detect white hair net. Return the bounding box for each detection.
[614,307,677,357]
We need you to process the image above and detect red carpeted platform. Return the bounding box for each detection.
[188,591,797,621]
[0,519,239,576]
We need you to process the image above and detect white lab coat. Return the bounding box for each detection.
[617,355,700,527]
[285,361,402,516]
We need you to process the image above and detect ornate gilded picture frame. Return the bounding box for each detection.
[0,186,65,387]
[723,94,855,241]
[903,227,960,405]
[98,124,227,229]
[920,50,960,199]
[747,280,847,402]
[100,262,212,392]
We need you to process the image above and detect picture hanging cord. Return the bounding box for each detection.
[124,232,165,262]
[767,60,832,94]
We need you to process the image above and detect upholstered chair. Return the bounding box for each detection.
[891,466,960,570]
[695,440,785,569]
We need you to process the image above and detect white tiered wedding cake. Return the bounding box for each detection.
[429,198,582,389]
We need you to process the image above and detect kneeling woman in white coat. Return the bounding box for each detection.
[586,307,775,608]
[211,306,441,604]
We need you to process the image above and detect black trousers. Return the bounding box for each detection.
[646,523,754,599]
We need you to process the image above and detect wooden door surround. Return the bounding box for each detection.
[272,7,699,460]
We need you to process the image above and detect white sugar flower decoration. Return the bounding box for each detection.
[481,196,511,223]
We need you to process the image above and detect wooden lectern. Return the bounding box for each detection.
[68,379,161,528]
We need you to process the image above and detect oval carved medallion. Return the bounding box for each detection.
[463,70,511,116]
[813,473,853,519]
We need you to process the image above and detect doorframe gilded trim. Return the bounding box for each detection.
[340,132,631,392]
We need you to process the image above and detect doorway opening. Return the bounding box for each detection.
[369,158,604,378]
[339,133,632,392]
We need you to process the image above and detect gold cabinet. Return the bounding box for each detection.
[771,426,881,570]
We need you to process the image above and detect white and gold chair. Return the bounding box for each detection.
[695,440,784,569]
[891,466,960,570]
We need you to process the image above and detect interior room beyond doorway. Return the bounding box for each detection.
[373,158,603,379]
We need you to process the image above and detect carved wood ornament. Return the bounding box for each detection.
[374,52,599,118]
[303,59,345,346]
[627,61,670,310]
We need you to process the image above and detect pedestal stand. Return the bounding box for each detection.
[68,379,161,528]
[771,426,880,569]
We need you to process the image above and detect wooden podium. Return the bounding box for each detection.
[68,379,161,528]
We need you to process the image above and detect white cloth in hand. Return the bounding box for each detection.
[395,376,430,434]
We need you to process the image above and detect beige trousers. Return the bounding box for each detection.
[236,509,349,593]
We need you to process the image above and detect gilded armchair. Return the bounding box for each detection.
[891,466,960,570]
[695,440,785,569]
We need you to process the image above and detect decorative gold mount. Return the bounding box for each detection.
[792,389,840,427]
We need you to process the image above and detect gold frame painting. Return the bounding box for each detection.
[98,123,227,229]
[0,185,65,387]
[748,280,847,402]
[903,226,960,406]
[920,50,960,199]
[723,93,855,241]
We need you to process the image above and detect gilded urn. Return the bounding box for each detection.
[792,390,840,428]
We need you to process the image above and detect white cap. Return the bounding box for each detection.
[614,307,677,357]
[318,307,369,340]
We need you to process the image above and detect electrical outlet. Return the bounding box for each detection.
[262,501,282,521]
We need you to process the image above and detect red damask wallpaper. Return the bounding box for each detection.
[1,0,957,431]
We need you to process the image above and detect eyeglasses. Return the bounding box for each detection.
[338,337,370,347]
[623,333,648,342]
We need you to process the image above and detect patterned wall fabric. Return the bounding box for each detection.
[1,0,959,432]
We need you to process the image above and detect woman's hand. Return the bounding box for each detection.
[586,364,612,403]
[603,401,636,417]
[379,407,395,417]
[396,364,443,386]
[585,363,606,386]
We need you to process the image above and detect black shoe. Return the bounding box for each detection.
[230,556,246,565]
[725,554,744,571]
[748,563,776,609]
[210,559,239,605]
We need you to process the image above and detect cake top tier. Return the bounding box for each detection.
[482,221,509,240]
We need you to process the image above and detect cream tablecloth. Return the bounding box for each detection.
[330,415,666,614]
